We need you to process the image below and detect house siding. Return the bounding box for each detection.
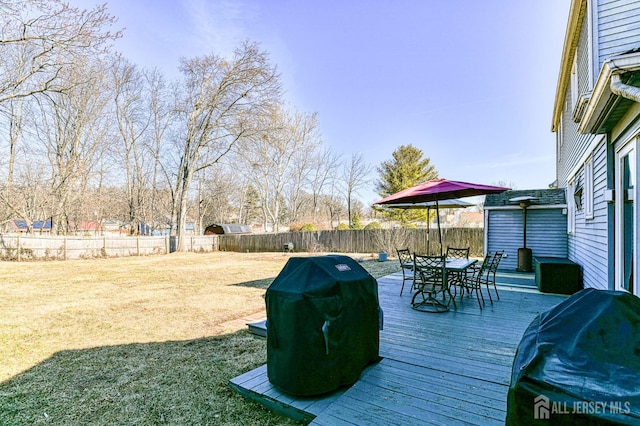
[568,139,610,289]
[555,0,640,293]
[559,18,597,188]
[597,0,640,68]
[578,12,592,94]
[487,209,568,271]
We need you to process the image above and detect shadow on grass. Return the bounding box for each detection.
[232,277,274,289]
[0,331,301,426]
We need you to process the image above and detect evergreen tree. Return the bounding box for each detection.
[375,144,438,224]
[350,211,363,230]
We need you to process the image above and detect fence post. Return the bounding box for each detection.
[104,237,107,257]
[165,235,169,254]
[63,237,67,260]
[17,234,21,261]
[137,236,140,256]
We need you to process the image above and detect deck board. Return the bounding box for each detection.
[229,271,567,425]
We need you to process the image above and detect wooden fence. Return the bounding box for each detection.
[0,228,484,261]
[0,234,218,260]
[219,228,484,257]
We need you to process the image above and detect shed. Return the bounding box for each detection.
[484,189,567,271]
[204,223,252,235]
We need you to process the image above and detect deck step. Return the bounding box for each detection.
[247,319,267,337]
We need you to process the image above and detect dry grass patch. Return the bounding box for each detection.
[0,251,400,425]
[0,252,294,380]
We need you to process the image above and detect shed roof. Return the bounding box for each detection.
[205,223,252,234]
[484,189,566,208]
[11,219,52,230]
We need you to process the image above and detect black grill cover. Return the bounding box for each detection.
[265,255,381,396]
[507,288,640,425]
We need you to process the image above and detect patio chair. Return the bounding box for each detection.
[446,246,470,297]
[411,254,455,313]
[464,255,492,309]
[396,248,415,296]
[488,250,504,300]
[475,250,504,303]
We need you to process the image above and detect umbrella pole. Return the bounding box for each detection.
[436,199,443,256]
[426,206,430,255]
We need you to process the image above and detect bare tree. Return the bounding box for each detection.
[309,147,341,223]
[170,41,281,250]
[33,57,113,234]
[111,55,153,234]
[243,106,320,232]
[0,0,119,104]
[284,111,322,224]
[341,152,372,226]
[0,0,118,231]
[144,68,176,234]
[0,98,28,225]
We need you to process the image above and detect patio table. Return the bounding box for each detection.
[412,257,478,312]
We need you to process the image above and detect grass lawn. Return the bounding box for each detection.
[0,251,400,425]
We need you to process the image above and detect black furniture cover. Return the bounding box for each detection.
[507,288,640,425]
[266,255,381,396]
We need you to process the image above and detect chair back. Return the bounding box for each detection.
[446,247,469,259]
[413,254,446,285]
[489,250,504,273]
[470,254,492,279]
[396,248,412,267]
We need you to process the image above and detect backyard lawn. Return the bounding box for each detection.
[0,251,399,425]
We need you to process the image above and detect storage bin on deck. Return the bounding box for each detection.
[265,255,381,396]
[534,256,582,295]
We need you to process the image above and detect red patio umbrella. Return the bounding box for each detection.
[373,178,510,254]
[377,199,474,254]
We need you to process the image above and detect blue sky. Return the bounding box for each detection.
[93,0,571,204]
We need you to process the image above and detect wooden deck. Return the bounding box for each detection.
[230,271,568,425]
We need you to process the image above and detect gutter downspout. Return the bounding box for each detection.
[610,74,640,103]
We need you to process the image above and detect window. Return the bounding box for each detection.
[584,156,594,219]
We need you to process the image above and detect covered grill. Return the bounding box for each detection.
[507,288,640,424]
[265,255,381,396]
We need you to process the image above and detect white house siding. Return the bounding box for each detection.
[487,209,567,271]
[597,0,640,68]
[568,139,610,289]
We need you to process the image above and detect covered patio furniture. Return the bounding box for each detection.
[396,248,414,296]
[507,288,640,424]
[411,254,454,313]
[265,255,381,396]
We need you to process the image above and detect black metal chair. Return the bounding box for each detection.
[464,255,492,309]
[487,250,504,300]
[446,246,470,297]
[474,250,504,303]
[411,254,455,313]
[396,248,415,296]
